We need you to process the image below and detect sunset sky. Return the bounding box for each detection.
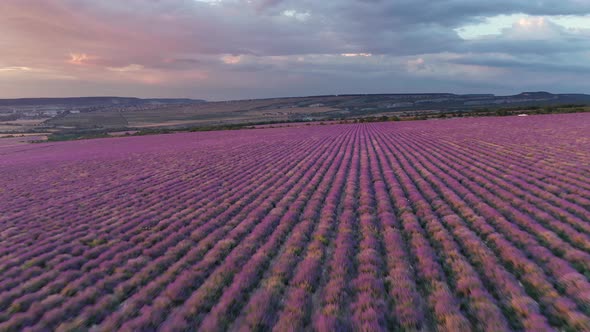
[1,0,589,100]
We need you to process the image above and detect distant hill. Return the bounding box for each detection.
[0,97,205,107]
[1,92,589,134]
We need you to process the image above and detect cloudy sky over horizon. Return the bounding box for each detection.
[1,0,589,100]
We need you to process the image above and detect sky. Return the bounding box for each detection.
[0,0,589,100]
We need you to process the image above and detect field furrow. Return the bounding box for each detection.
[1,113,588,331]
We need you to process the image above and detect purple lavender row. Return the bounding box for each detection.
[387,129,590,330]
[368,124,511,331]
[0,140,282,262]
[365,126,427,330]
[372,128,552,331]
[272,126,362,331]
[426,114,590,187]
[230,126,356,331]
[46,138,326,332]
[306,126,360,332]
[0,132,328,330]
[0,153,223,265]
[195,126,357,331]
[150,131,351,331]
[0,112,588,331]
[154,127,354,331]
[410,128,590,233]
[0,139,296,310]
[0,159,230,288]
[400,135,590,315]
[368,128,472,330]
[95,134,340,331]
[3,147,300,326]
[347,127,388,331]
[419,133,590,238]
[438,132,590,220]
[412,133,590,270]
[456,133,590,201]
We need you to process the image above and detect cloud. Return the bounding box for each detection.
[68,53,92,65]
[461,16,590,54]
[505,17,560,39]
[254,0,286,10]
[341,53,372,57]
[0,0,589,99]
[0,66,32,72]
[281,9,311,21]
[406,58,427,72]
[107,64,144,72]
[222,55,243,65]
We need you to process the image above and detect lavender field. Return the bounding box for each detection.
[1,113,589,331]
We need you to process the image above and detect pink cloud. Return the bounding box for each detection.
[68,53,93,65]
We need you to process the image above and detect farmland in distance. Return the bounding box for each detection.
[1,113,589,331]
